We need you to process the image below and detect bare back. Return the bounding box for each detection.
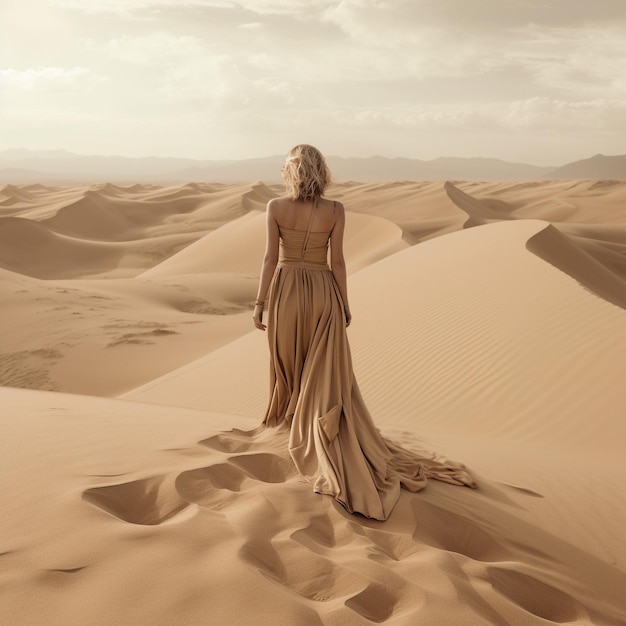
[270,196,340,233]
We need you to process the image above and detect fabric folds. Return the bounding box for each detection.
[261,226,476,520]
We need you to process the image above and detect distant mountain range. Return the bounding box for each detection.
[0,150,624,184]
[546,154,626,180]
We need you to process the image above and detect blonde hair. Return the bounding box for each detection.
[282,144,331,201]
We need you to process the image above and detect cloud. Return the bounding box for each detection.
[48,0,626,91]
[322,0,626,38]
[0,66,96,90]
[513,25,626,97]
[53,0,234,16]
[5,0,626,161]
[0,66,109,136]
[502,97,626,131]
[52,0,334,18]
[105,32,208,65]
[55,0,626,25]
[296,97,626,133]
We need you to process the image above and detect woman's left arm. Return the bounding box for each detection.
[253,200,280,331]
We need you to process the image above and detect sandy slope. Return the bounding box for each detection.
[0,184,407,395]
[2,386,625,625]
[124,218,626,456]
[2,180,626,625]
[0,265,255,395]
[122,216,626,606]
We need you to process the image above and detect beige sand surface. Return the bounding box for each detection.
[1,180,626,625]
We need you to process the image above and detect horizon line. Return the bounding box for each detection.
[1,147,621,167]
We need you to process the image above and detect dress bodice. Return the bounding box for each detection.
[279,226,331,265]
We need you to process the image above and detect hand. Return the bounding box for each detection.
[345,307,352,327]
[253,304,266,331]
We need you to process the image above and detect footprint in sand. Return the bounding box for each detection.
[291,514,356,551]
[199,430,257,453]
[344,582,404,623]
[82,473,191,525]
[228,452,297,483]
[175,455,381,609]
[240,535,367,604]
[356,524,421,562]
[175,463,248,509]
[487,566,589,622]
[175,453,297,510]
[106,328,178,347]
[411,499,511,562]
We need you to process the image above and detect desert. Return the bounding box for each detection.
[1,178,626,625]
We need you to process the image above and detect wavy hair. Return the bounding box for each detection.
[282,144,331,201]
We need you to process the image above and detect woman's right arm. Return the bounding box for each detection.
[329,202,352,327]
[253,200,280,331]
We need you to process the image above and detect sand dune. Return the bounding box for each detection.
[0,267,253,395]
[124,218,626,455]
[0,183,40,206]
[455,179,626,279]
[0,385,623,625]
[527,223,626,308]
[0,215,203,279]
[140,210,407,279]
[139,211,267,278]
[2,180,626,625]
[558,224,626,279]
[38,185,216,240]
[2,386,624,625]
[42,190,144,240]
[330,181,468,243]
[444,180,511,226]
[0,216,127,278]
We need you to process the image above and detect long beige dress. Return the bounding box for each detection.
[261,210,476,521]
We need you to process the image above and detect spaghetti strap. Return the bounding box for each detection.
[301,197,318,258]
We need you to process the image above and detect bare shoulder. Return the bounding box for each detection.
[324,198,345,220]
[268,195,290,205]
[267,195,290,213]
[266,197,282,210]
[334,199,345,214]
[266,196,285,221]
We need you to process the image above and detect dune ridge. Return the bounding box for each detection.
[1,180,626,625]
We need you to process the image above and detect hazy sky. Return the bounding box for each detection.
[2,0,625,164]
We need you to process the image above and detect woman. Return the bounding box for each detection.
[253,144,476,520]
